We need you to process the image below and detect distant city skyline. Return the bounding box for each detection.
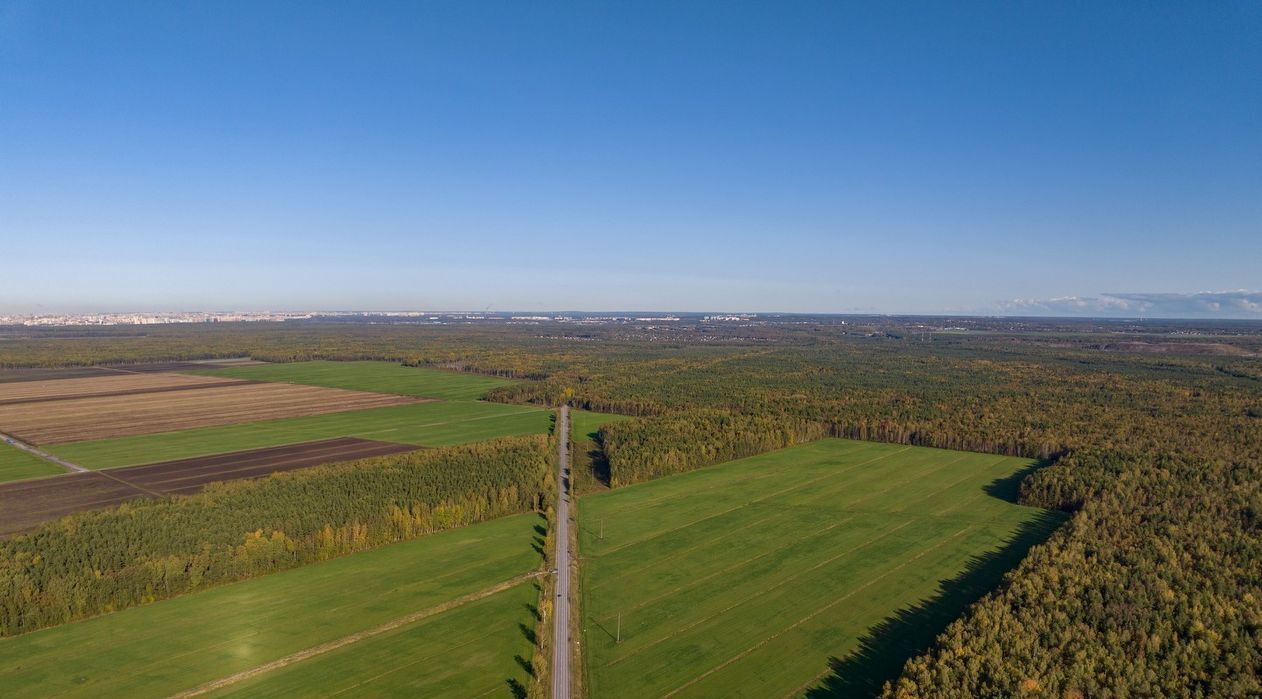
[3,3,1259,317]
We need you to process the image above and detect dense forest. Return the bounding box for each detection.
[1,320,1260,694]
[0,435,554,636]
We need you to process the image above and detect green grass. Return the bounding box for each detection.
[196,360,515,401]
[209,582,537,698]
[47,401,552,469]
[0,513,543,698]
[0,442,65,483]
[579,439,1063,698]
[570,409,631,441]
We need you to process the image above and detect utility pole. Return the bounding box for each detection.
[599,518,604,541]
[616,613,621,644]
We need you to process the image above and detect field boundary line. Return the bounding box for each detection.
[169,570,545,698]
[664,526,976,698]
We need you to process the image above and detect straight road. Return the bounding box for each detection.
[552,405,572,699]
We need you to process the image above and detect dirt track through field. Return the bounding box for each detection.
[0,383,421,444]
[0,438,419,535]
[170,571,546,698]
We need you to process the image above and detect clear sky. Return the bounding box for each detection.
[2,1,1260,316]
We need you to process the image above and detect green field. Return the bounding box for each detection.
[209,582,537,698]
[0,442,65,483]
[197,360,515,401]
[48,401,551,469]
[0,513,542,698]
[570,410,630,440]
[579,439,1063,698]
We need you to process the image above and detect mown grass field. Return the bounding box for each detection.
[570,409,630,440]
[0,513,542,698]
[48,400,551,469]
[208,581,537,698]
[197,360,514,401]
[0,442,63,483]
[579,439,1063,698]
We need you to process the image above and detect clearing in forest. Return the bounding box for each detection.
[579,438,1064,698]
[0,513,542,698]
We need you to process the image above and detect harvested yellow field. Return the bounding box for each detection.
[0,383,421,444]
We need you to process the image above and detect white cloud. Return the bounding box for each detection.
[997,290,1262,319]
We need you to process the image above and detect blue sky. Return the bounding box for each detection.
[2,1,1259,316]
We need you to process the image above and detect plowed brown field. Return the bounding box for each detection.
[0,384,421,444]
[0,372,245,404]
[0,437,418,535]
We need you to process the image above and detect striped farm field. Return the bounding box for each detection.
[0,383,418,445]
[578,439,1064,698]
[196,360,516,401]
[0,372,236,404]
[48,400,552,469]
[0,513,542,698]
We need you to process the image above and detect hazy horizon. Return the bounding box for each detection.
[6,290,1262,321]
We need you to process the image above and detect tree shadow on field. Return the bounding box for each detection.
[518,622,537,644]
[984,457,1055,503]
[506,677,527,699]
[514,653,535,677]
[805,465,1067,698]
[588,433,611,487]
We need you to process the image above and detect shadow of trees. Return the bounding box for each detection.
[589,433,611,487]
[805,462,1068,698]
[983,457,1055,503]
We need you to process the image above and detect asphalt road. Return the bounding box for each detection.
[552,405,572,699]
